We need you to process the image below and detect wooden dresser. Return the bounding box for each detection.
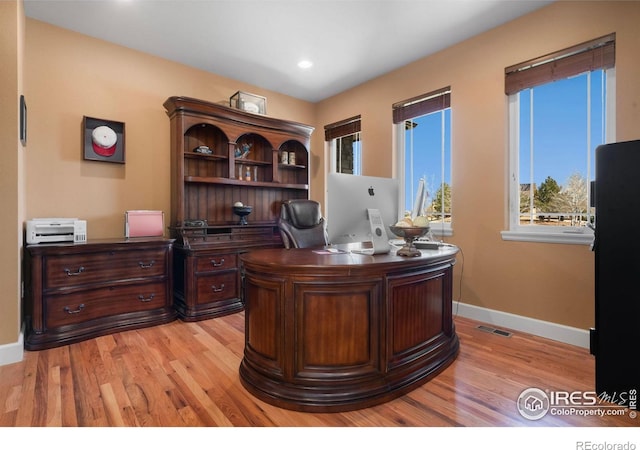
[23,238,176,350]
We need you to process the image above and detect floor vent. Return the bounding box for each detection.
[476,325,512,337]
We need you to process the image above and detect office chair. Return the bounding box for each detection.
[278,199,329,249]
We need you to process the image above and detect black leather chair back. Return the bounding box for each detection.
[278,200,329,249]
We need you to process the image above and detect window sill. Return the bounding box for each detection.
[500,229,594,246]
[429,225,453,238]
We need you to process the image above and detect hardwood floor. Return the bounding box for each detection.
[0,313,637,427]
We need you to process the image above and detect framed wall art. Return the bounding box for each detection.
[83,116,125,163]
[20,95,27,146]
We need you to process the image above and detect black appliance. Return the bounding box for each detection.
[591,139,640,396]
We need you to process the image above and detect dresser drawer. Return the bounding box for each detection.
[45,249,167,289]
[195,271,238,304]
[195,253,237,273]
[45,281,168,328]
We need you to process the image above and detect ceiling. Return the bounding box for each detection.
[24,0,553,103]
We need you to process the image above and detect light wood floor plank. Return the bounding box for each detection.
[99,382,126,426]
[45,364,61,426]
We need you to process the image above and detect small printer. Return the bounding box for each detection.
[26,218,87,244]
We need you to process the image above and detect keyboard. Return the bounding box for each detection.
[414,239,441,250]
[390,238,442,250]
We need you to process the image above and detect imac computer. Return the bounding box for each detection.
[326,173,400,252]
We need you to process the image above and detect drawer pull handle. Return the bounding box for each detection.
[211,284,225,293]
[139,260,155,269]
[63,304,85,314]
[64,267,85,276]
[210,258,225,267]
[138,294,155,303]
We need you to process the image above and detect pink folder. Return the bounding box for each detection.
[125,210,164,238]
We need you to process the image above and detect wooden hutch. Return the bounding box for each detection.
[163,96,313,321]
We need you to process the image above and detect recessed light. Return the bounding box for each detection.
[297,60,313,69]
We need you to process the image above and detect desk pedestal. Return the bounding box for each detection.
[239,247,459,412]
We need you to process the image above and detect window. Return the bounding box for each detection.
[325,115,361,175]
[503,34,615,244]
[394,87,452,236]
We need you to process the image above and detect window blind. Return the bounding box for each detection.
[324,115,361,141]
[392,87,451,124]
[505,33,615,95]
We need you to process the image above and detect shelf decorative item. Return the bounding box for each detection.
[194,145,213,155]
[233,202,253,225]
[183,219,208,228]
[235,142,252,159]
[230,91,267,115]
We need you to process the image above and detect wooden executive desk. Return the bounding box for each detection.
[239,245,459,412]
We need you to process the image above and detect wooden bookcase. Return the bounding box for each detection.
[163,96,314,320]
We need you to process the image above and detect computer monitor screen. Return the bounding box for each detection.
[326,173,400,245]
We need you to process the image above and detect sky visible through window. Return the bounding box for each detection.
[404,109,451,213]
[519,71,605,188]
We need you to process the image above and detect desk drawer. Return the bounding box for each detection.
[196,271,238,304]
[45,281,167,328]
[45,249,166,289]
[195,253,237,273]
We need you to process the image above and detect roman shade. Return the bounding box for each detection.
[505,33,615,95]
[324,115,361,141]
[392,87,451,124]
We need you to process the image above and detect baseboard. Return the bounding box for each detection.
[453,302,590,349]
[0,326,24,367]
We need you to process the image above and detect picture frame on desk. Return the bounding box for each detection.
[82,116,126,164]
